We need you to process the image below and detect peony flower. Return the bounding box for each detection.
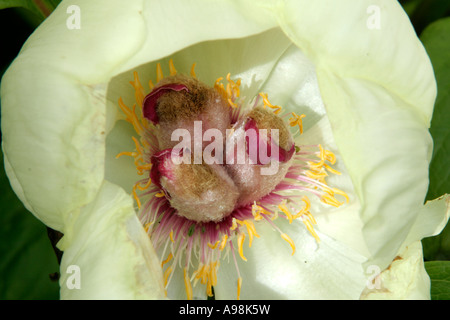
[1,0,448,300]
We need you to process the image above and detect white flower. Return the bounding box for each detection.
[1,0,448,300]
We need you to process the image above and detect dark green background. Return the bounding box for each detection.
[0,0,449,300]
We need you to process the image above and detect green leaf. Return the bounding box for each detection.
[0,152,60,299]
[425,261,450,300]
[0,0,62,20]
[422,18,450,202]
[400,0,450,35]
[420,18,450,261]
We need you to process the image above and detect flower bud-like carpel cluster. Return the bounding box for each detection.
[117,60,347,299]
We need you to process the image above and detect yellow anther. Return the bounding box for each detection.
[219,234,228,251]
[214,77,225,95]
[321,193,343,207]
[302,219,321,242]
[305,169,328,181]
[161,253,173,268]
[190,62,197,78]
[115,151,137,159]
[324,149,336,165]
[289,112,306,134]
[301,196,311,211]
[237,233,247,262]
[148,79,155,90]
[208,240,220,250]
[163,265,173,287]
[136,178,152,191]
[132,183,142,209]
[259,92,282,114]
[136,163,153,176]
[169,230,175,243]
[168,59,177,76]
[243,220,259,248]
[156,63,164,83]
[144,222,152,233]
[316,145,336,165]
[278,200,294,224]
[183,268,193,300]
[237,277,243,300]
[129,71,145,108]
[231,217,239,231]
[280,233,296,255]
[118,98,144,136]
[228,98,238,108]
[155,191,165,198]
[305,211,317,225]
[251,203,264,221]
[330,187,350,203]
[323,163,341,175]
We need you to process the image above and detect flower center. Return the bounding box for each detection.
[116,59,348,299]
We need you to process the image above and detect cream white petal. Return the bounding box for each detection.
[401,195,450,251]
[116,0,278,75]
[1,69,107,231]
[271,0,436,269]
[360,241,431,300]
[58,181,165,299]
[215,220,367,300]
[1,0,147,229]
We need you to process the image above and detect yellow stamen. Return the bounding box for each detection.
[208,240,220,250]
[144,222,152,233]
[280,233,296,255]
[243,220,259,248]
[190,62,197,78]
[156,63,164,83]
[259,92,282,114]
[219,234,228,251]
[230,217,239,231]
[317,145,336,165]
[115,151,137,159]
[136,178,152,191]
[161,253,173,268]
[163,265,173,287]
[237,277,242,300]
[132,183,142,209]
[321,193,343,207]
[168,59,177,76]
[118,98,144,136]
[278,200,294,224]
[237,233,247,261]
[305,168,328,181]
[214,77,226,98]
[323,163,341,175]
[148,79,155,90]
[155,191,165,198]
[184,268,193,300]
[330,187,350,203]
[170,230,175,243]
[228,98,238,108]
[136,163,153,176]
[251,203,264,221]
[129,71,145,108]
[302,219,321,243]
[289,112,306,134]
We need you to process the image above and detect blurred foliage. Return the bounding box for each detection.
[0,0,449,300]
[425,261,450,300]
[420,17,450,267]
